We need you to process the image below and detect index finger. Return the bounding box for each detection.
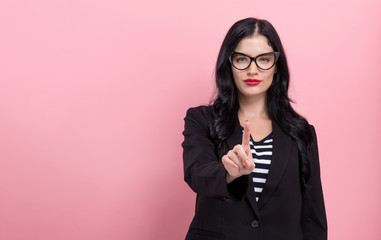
[242,120,250,154]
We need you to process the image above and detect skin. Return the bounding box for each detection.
[222,34,277,184]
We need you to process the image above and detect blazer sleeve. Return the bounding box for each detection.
[181,106,249,201]
[302,125,328,240]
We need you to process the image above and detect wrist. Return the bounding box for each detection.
[226,172,238,184]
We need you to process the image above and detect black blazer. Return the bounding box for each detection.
[182,105,327,240]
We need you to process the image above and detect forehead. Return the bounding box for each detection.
[234,35,274,56]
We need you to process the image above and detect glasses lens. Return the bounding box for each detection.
[231,54,251,70]
[256,53,276,70]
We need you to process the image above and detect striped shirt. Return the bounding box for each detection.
[246,130,273,202]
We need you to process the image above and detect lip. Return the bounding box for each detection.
[244,79,261,86]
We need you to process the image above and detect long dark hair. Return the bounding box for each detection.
[210,17,313,188]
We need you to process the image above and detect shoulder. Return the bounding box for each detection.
[308,124,317,141]
[185,104,214,115]
[183,105,216,134]
[185,105,215,122]
[301,118,317,144]
[306,123,319,153]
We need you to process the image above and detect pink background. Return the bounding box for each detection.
[1,0,380,239]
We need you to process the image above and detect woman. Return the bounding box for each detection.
[182,18,327,240]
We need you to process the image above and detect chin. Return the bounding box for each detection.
[246,89,266,95]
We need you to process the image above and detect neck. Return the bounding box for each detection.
[237,92,270,119]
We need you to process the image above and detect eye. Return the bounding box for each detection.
[236,57,247,63]
[258,57,270,62]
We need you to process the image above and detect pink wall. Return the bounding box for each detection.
[1,0,380,239]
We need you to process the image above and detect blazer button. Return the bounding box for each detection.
[251,220,259,228]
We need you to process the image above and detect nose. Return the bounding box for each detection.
[247,60,260,75]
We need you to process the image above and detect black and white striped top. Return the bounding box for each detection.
[248,131,273,202]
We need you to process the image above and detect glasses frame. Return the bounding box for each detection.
[229,51,281,71]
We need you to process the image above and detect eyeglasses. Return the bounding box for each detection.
[229,51,280,71]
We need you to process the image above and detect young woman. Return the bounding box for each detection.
[182,18,327,240]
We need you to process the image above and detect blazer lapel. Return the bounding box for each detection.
[257,121,293,209]
[226,114,295,213]
[226,114,259,217]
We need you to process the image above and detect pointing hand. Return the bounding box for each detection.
[222,121,256,184]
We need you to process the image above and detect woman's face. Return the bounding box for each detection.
[231,34,277,99]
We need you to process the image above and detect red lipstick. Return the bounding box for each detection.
[244,79,261,86]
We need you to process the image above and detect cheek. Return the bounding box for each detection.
[263,72,275,88]
[231,68,241,84]
[265,71,276,81]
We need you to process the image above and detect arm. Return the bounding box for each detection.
[302,125,328,240]
[181,107,249,201]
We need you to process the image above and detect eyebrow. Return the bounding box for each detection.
[233,51,275,58]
